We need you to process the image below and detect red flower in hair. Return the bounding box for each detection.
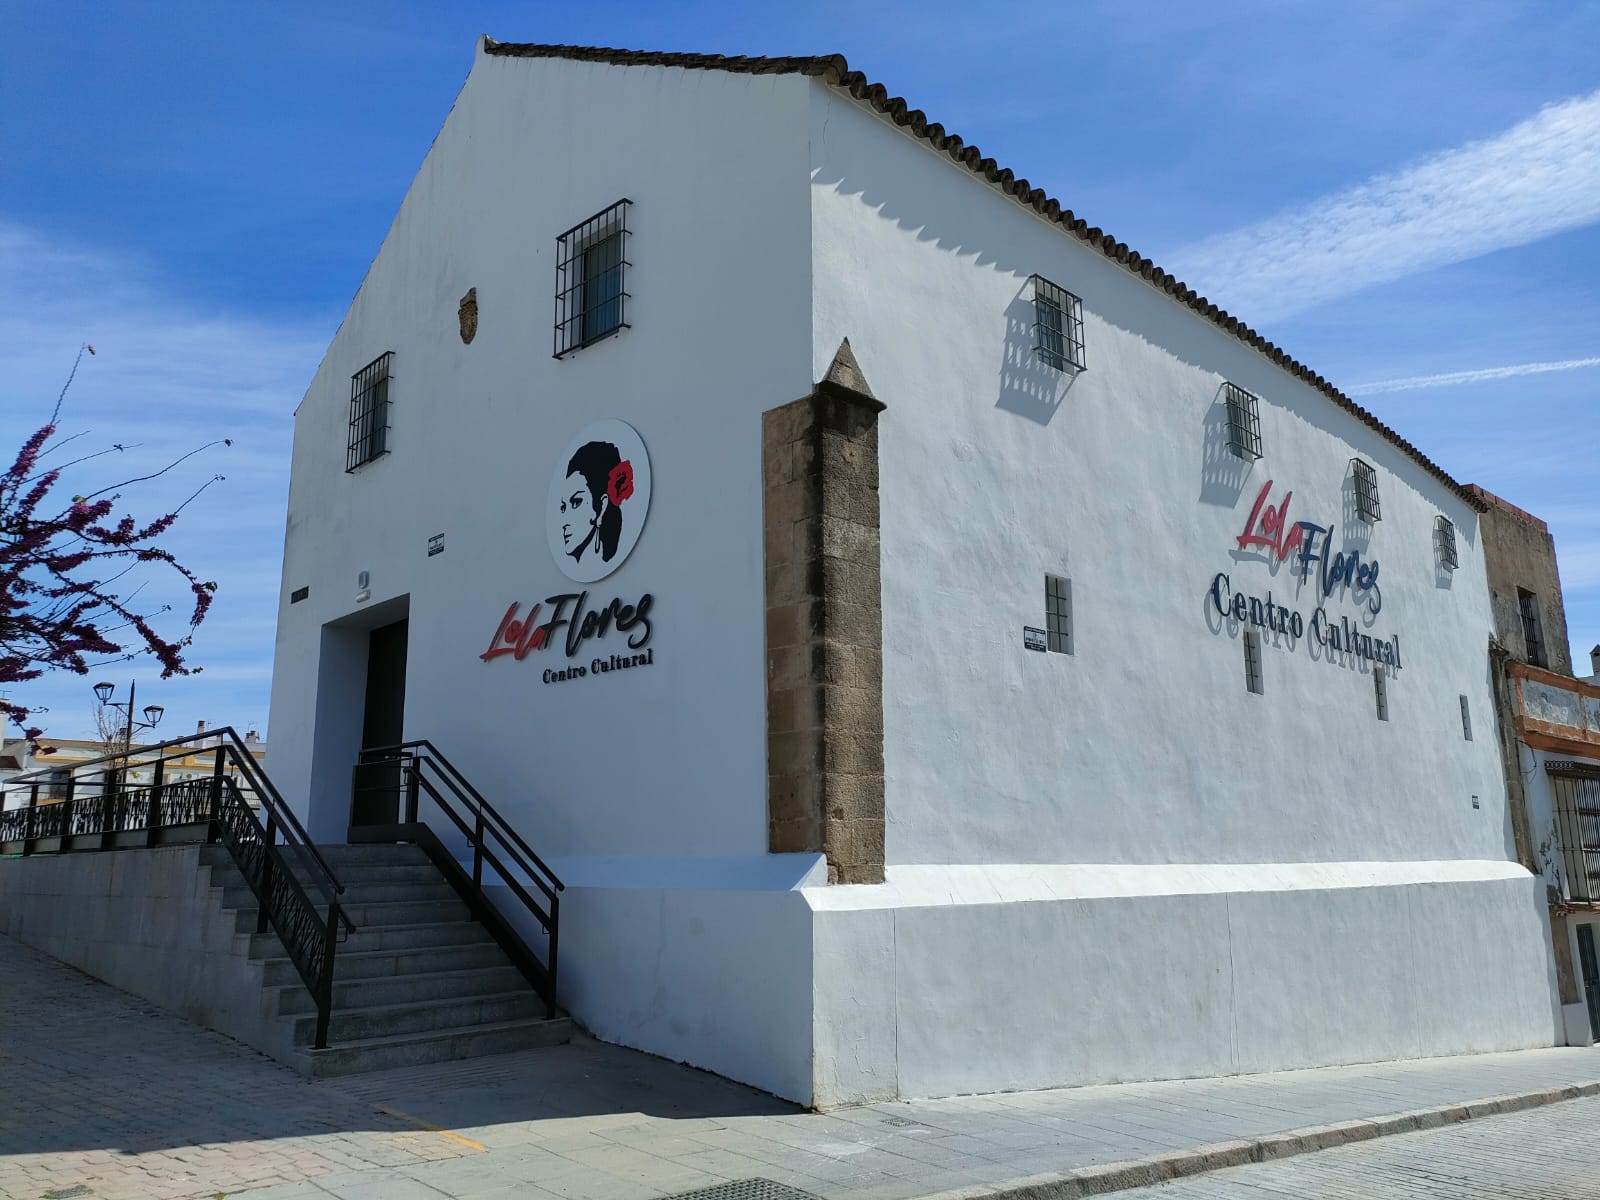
[607,460,635,506]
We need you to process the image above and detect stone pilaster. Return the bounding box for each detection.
[763,340,886,884]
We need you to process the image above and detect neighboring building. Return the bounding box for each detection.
[266,39,1562,1106]
[1,724,266,807]
[1473,486,1600,1047]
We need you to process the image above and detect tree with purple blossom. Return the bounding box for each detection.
[1,347,226,747]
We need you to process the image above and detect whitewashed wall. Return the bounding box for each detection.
[809,87,1513,869]
[269,48,813,857]
[266,47,819,1095]
[804,81,1560,1102]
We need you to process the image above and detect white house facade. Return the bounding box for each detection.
[267,40,1562,1106]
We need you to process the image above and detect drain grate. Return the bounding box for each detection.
[660,1181,823,1200]
[882,1115,927,1128]
[43,1188,93,1200]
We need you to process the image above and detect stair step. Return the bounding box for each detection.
[313,843,431,865]
[295,990,547,1045]
[291,862,442,886]
[260,941,510,986]
[250,920,493,959]
[220,881,457,910]
[300,1016,572,1077]
[235,897,470,934]
[273,964,528,1014]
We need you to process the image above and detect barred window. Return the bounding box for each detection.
[1519,588,1548,668]
[1243,631,1264,695]
[1436,516,1458,570]
[555,199,631,357]
[347,352,392,472]
[1045,575,1072,654]
[1351,458,1381,522]
[1030,274,1085,372]
[1223,383,1262,460]
[1374,668,1389,722]
[1460,694,1473,741]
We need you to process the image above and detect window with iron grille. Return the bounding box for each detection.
[1351,458,1381,522]
[1030,274,1085,372]
[346,352,392,472]
[1518,588,1548,668]
[554,199,631,357]
[1374,668,1389,721]
[1436,515,1458,570]
[1045,574,1072,654]
[1223,383,1262,460]
[1460,694,1473,741]
[1243,631,1264,695]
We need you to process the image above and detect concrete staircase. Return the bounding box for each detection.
[200,842,570,1076]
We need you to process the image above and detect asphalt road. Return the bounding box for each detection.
[1127,1091,1600,1198]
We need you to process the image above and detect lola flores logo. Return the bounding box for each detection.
[483,419,656,684]
[546,418,651,583]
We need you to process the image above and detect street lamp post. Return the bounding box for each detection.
[93,681,164,799]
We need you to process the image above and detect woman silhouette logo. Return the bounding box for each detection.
[545,419,652,583]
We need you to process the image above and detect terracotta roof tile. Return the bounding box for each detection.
[482,38,1488,512]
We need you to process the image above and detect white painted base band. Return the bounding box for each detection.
[484,857,1563,1108]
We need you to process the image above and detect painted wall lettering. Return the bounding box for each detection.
[482,591,654,663]
[1235,479,1382,614]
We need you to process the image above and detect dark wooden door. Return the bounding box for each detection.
[350,618,409,828]
[1577,924,1600,1043]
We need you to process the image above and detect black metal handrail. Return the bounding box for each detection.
[1,727,353,1048]
[354,740,564,1017]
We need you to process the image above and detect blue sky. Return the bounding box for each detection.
[3,0,1598,741]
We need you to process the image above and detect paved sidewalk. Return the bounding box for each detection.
[3,932,1599,1200]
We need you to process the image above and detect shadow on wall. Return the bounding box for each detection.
[1199,385,1255,508]
[996,286,1077,425]
[812,137,1478,521]
[1339,469,1374,556]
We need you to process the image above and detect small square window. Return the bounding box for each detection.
[1030,275,1085,373]
[1374,668,1389,722]
[1045,575,1072,654]
[1460,694,1473,741]
[1351,458,1381,523]
[555,199,631,357]
[1243,631,1264,695]
[1436,516,1458,570]
[347,352,392,472]
[1223,383,1262,461]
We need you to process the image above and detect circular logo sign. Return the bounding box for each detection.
[546,419,652,582]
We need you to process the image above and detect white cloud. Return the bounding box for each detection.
[1165,90,1600,321]
[0,220,330,742]
[1347,356,1600,396]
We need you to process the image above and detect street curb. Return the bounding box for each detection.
[914,1079,1600,1200]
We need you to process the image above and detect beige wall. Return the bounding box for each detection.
[1472,485,1573,674]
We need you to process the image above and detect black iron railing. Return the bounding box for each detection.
[353,741,564,1018]
[1549,763,1600,906]
[1,727,353,1048]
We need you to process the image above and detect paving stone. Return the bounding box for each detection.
[7,930,1600,1200]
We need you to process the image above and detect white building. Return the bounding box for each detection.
[267,39,1562,1106]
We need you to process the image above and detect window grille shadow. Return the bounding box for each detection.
[996,291,1076,425]
[1340,474,1373,554]
[1200,388,1253,508]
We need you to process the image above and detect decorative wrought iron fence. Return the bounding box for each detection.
[0,728,353,1047]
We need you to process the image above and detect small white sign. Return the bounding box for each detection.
[1024,627,1047,652]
